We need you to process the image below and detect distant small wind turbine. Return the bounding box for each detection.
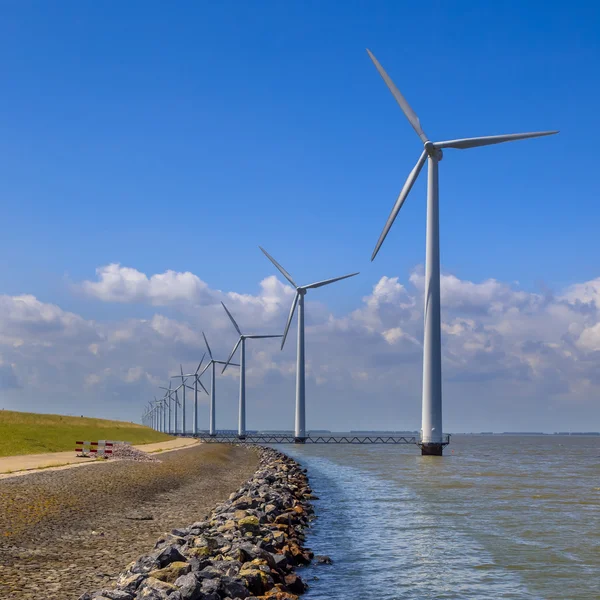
[199,331,239,436]
[366,49,558,455]
[181,355,209,436]
[221,301,282,438]
[159,381,174,434]
[259,246,359,441]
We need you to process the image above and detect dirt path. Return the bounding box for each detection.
[0,443,258,600]
[0,437,197,477]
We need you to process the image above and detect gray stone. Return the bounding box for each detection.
[173,572,203,600]
[219,577,250,599]
[155,545,187,568]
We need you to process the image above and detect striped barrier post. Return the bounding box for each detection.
[75,440,118,457]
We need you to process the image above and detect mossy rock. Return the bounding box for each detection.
[149,561,190,583]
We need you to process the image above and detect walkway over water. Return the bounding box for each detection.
[193,433,451,445]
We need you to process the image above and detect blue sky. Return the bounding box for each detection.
[0,2,599,431]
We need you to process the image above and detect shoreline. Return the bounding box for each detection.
[0,444,258,600]
[81,446,321,600]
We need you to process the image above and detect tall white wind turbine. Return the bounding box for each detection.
[260,247,359,441]
[181,355,209,436]
[159,381,174,434]
[199,331,239,436]
[366,49,558,455]
[221,302,282,438]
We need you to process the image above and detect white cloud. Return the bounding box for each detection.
[78,264,217,306]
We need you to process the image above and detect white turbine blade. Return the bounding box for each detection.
[195,352,206,374]
[222,338,242,374]
[221,301,242,336]
[202,331,213,360]
[199,361,212,378]
[198,379,209,395]
[259,246,297,287]
[214,360,240,366]
[435,131,559,150]
[247,335,284,339]
[371,149,427,261]
[302,272,360,290]
[366,49,428,144]
[281,291,299,350]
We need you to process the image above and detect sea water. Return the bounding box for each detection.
[279,435,600,600]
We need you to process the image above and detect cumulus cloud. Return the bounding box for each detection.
[78,264,217,306]
[1,264,599,431]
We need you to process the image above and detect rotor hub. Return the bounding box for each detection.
[424,141,443,161]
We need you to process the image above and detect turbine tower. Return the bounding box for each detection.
[199,331,239,436]
[221,302,282,438]
[259,247,359,441]
[181,355,209,436]
[366,49,558,456]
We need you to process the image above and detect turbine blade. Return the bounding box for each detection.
[180,364,184,378]
[371,149,427,261]
[281,291,299,350]
[221,301,242,336]
[302,272,360,290]
[195,352,206,374]
[366,49,428,143]
[199,361,211,378]
[222,338,242,374]
[435,131,559,150]
[247,335,284,339]
[259,246,297,287]
[198,379,209,395]
[202,331,213,360]
[214,361,240,366]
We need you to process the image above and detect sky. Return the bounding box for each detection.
[0,1,599,432]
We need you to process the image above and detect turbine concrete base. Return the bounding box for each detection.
[294,437,307,444]
[420,443,444,456]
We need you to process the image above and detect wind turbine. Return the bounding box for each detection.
[172,366,193,435]
[221,302,282,438]
[259,247,359,441]
[181,355,210,436]
[159,381,174,434]
[199,331,239,436]
[366,49,558,455]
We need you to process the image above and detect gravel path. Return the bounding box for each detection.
[0,444,258,600]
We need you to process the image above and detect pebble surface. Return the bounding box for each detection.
[0,444,257,600]
[80,447,320,600]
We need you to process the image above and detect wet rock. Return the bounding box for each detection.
[283,574,306,594]
[314,555,332,565]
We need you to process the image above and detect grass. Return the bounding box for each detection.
[0,410,173,457]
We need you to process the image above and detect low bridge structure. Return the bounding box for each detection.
[192,433,451,446]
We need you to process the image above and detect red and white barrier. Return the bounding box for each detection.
[75,440,119,457]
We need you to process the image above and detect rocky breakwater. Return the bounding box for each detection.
[80,447,319,600]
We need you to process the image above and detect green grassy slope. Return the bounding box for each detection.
[0,410,173,457]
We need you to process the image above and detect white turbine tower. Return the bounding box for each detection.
[199,331,239,437]
[366,49,558,455]
[221,302,282,438]
[259,247,359,441]
[181,355,209,436]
